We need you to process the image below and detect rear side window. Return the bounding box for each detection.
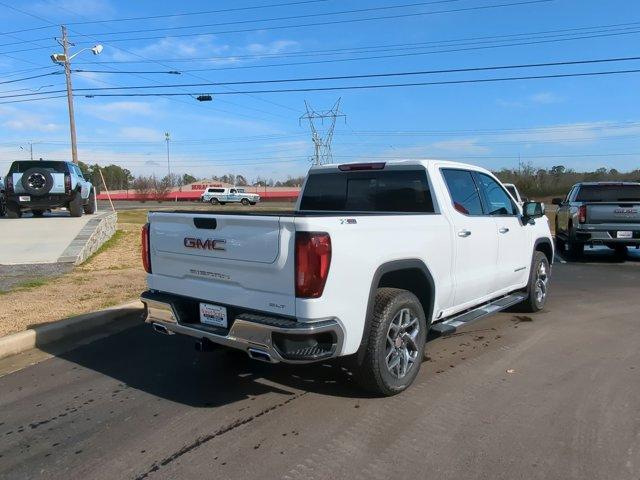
[441,169,483,215]
[300,169,434,212]
[208,188,225,193]
[9,161,68,174]
[476,173,517,216]
[575,185,640,202]
[505,185,517,199]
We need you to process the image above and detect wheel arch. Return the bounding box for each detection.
[534,237,554,265]
[357,259,436,363]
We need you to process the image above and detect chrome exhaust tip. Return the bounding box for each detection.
[247,348,273,363]
[152,323,172,335]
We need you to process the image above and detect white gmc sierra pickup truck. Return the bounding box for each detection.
[141,160,553,395]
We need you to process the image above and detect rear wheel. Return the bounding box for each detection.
[241,198,250,206]
[83,189,96,214]
[566,226,584,259]
[614,245,628,260]
[6,202,21,219]
[519,251,550,313]
[356,288,427,396]
[209,198,219,205]
[68,194,83,217]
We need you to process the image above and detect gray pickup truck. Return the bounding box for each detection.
[553,182,640,258]
[3,160,96,218]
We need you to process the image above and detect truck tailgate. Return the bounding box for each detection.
[586,202,640,224]
[147,212,296,316]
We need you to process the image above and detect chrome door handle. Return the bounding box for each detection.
[499,227,510,234]
[458,229,472,237]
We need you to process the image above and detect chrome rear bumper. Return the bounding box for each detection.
[141,291,344,364]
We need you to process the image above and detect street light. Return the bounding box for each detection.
[50,25,103,164]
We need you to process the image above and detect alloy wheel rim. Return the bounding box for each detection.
[28,173,46,190]
[535,261,549,304]
[385,308,420,379]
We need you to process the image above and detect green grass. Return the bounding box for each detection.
[117,210,149,225]
[0,278,52,296]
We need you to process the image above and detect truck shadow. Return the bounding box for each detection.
[556,246,640,264]
[40,322,369,407]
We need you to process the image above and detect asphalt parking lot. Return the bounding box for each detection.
[0,254,639,480]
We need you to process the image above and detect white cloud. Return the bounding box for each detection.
[431,138,490,154]
[497,91,563,108]
[1,113,62,133]
[108,35,299,67]
[87,101,155,122]
[118,127,164,142]
[529,92,562,104]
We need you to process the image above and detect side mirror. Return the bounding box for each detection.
[523,201,545,224]
[551,197,563,206]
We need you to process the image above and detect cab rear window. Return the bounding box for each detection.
[9,161,68,174]
[299,169,434,213]
[576,185,640,202]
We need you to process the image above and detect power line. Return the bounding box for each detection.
[66,0,331,25]
[4,56,640,99]
[67,0,552,44]
[0,71,63,85]
[74,68,640,97]
[72,0,470,37]
[69,21,640,65]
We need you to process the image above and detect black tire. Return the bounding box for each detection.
[31,209,45,217]
[355,288,427,396]
[6,202,21,219]
[0,199,6,217]
[519,251,550,313]
[241,198,250,206]
[209,198,219,205]
[20,167,54,196]
[68,194,83,217]
[614,245,628,260]
[83,189,96,214]
[565,226,584,259]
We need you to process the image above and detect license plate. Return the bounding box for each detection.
[18,196,30,202]
[617,231,633,239]
[199,303,227,328]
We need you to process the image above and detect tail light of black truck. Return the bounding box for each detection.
[578,205,587,224]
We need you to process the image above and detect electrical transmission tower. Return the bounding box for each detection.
[300,98,345,165]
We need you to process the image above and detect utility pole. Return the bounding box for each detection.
[165,132,171,177]
[61,26,78,164]
[300,99,345,165]
[29,142,33,160]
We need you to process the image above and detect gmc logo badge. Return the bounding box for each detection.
[184,237,226,251]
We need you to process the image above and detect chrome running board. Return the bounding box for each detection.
[431,292,527,336]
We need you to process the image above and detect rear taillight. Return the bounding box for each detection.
[295,232,331,298]
[6,175,13,194]
[578,205,587,224]
[64,174,71,193]
[141,223,152,273]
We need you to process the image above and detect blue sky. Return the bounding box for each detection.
[1,0,639,181]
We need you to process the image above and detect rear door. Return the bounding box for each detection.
[441,168,498,308]
[475,172,529,292]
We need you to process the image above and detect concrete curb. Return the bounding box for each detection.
[0,300,143,361]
